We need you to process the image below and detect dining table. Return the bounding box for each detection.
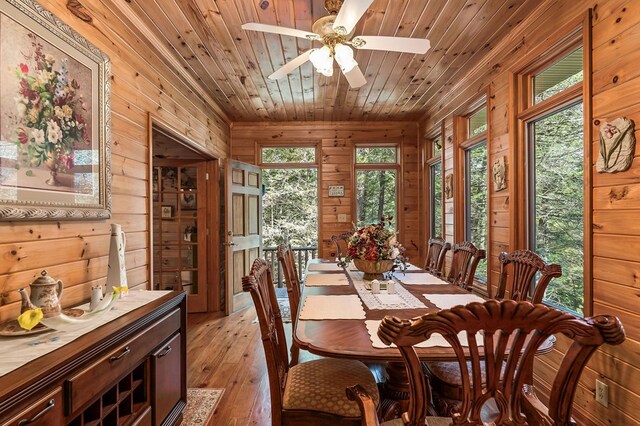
[293,258,554,419]
[293,258,486,417]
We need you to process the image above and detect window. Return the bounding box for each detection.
[355,146,398,227]
[468,106,487,138]
[428,134,443,238]
[521,40,585,314]
[429,161,443,237]
[261,146,315,164]
[355,147,397,164]
[260,146,318,249]
[465,142,488,280]
[533,47,583,104]
[459,104,488,281]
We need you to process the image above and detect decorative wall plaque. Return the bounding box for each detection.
[492,156,507,192]
[444,173,453,200]
[597,117,635,173]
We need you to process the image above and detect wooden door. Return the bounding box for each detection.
[225,160,262,314]
[152,161,208,312]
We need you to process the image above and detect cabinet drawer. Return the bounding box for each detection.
[66,309,180,415]
[2,388,63,426]
[152,333,182,426]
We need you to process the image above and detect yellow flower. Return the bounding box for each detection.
[17,308,43,331]
[112,286,127,295]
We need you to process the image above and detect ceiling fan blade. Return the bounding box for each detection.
[241,23,320,40]
[352,36,431,54]
[332,0,374,35]
[343,65,367,88]
[268,50,312,80]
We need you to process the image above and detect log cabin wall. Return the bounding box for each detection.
[0,1,230,322]
[231,122,421,261]
[421,0,640,424]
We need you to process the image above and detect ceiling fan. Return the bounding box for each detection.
[242,0,431,88]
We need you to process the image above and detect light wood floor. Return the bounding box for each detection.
[187,306,272,425]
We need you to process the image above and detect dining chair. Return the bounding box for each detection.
[277,242,302,365]
[347,300,625,426]
[495,249,562,304]
[243,258,381,426]
[445,241,486,291]
[331,231,353,259]
[423,237,451,276]
[426,249,562,415]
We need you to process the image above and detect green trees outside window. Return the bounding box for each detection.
[465,142,488,280]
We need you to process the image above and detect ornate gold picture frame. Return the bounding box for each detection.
[0,0,111,220]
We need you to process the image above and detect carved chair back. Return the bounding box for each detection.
[331,232,352,259]
[378,300,625,426]
[242,258,290,423]
[277,243,302,364]
[446,241,486,290]
[424,237,451,275]
[496,249,562,304]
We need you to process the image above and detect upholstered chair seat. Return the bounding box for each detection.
[283,358,380,418]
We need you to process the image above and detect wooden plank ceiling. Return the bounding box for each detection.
[119,0,542,122]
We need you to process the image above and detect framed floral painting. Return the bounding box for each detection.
[0,0,111,220]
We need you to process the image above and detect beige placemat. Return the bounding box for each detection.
[395,273,449,285]
[299,295,366,320]
[366,320,482,348]
[423,293,485,310]
[304,274,350,286]
[307,262,345,272]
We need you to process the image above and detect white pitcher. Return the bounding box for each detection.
[107,223,128,296]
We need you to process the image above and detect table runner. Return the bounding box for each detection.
[298,295,366,320]
[423,293,485,310]
[394,272,449,285]
[349,270,426,310]
[304,273,350,286]
[0,290,172,377]
[365,320,483,348]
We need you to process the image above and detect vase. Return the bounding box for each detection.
[353,259,395,281]
[43,150,62,186]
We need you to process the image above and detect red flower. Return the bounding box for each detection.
[17,129,28,144]
[19,63,28,73]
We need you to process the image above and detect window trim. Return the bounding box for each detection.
[511,12,592,316]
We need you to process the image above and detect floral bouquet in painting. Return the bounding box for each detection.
[12,33,89,185]
[338,216,407,279]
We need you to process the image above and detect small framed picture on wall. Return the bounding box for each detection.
[161,205,173,218]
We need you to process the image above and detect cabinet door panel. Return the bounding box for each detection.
[151,333,182,426]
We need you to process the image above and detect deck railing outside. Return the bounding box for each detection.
[263,246,317,287]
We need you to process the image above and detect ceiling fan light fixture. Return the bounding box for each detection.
[334,43,357,73]
[310,46,334,76]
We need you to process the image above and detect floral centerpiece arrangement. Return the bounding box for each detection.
[12,34,89,185]
[338,216,407,280]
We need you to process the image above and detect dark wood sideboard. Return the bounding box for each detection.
[0,291,187,426]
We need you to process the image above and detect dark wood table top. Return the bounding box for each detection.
[294,259,475,362]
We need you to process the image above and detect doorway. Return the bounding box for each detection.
[150,124,220,313]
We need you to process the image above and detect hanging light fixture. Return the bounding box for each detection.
[309,46,334,76]
[334,43,357,73]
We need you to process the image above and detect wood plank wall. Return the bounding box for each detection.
[422,0,640,424]
[230,122,421,262]
[0,0,230,322]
